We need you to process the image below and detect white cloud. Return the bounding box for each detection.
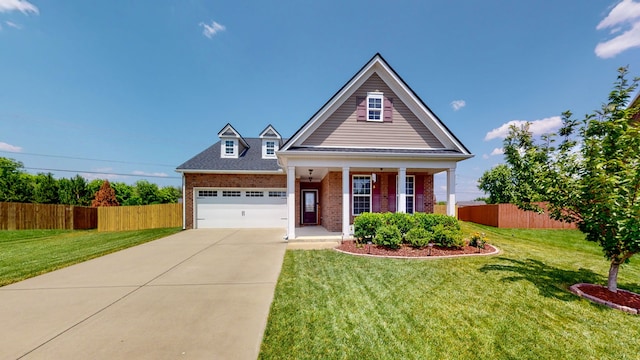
[595,0,640,58]
[482,154,490,160]
[132,170,168,177]
[490,148,504,156]
[200,20,226,39]
[0,0,39,14]
[0,141,22,152]
[5,20,21,29]
[450,100,466,111]
[484,116,562,141]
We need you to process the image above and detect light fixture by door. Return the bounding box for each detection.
[308,169,313,182]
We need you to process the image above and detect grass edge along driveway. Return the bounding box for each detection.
[0,227,182,287]
[260,222,640,360]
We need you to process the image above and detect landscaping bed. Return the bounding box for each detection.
[337,240,497,257]
[571,283,640,314]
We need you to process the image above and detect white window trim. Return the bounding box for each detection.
[397,175,415,214]
[352,175,372,215]
[262,140,278,159]
[366,92,384,122]
[221,139,238,158]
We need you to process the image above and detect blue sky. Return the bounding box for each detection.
[1,0,639,201]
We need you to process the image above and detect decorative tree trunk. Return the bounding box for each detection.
[607,261,620,293]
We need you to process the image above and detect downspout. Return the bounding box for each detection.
[181,172,186,230]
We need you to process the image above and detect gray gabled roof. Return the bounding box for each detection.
[176,138,282,172]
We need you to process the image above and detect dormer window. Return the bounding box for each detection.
[262,140,278,159]
[367,92,384,121]
[222,139,238,158]
[218,124,248,159]
[259,125,282,159]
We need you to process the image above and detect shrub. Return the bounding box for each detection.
[354,212,383,241]
[469,232,488,249]
[431,224,464,248]
[382,212,415,236]
[405,228,432,248]
[413,213,460,232]
[374,225,402,249]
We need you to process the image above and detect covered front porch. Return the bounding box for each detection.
[284,160,458,241]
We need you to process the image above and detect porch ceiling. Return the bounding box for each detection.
[294,166,447,181]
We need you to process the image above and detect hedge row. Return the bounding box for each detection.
[353,212,464,249]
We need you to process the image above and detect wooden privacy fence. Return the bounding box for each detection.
[433,204,458,216]
[98,203,182,231]
[0,202,97,230]
[458,203,576,229]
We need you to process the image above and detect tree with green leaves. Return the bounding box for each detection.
[58,175,90,206]
[33,173,60,204]
[477,164,519,204]
[158,186,181,203]
[134,180,161,205]
[0,157,33,202]
[503,67,639,292]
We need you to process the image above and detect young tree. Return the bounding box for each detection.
[91,180,119,207]
[503,67,639,292]
[477,164,518,204]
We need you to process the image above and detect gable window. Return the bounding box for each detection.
[367,92,384,121]
[262,140,278,159]
[222,139,237,158]
[397,175,415,214]
[352,175,371,215]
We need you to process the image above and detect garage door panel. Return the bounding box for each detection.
[195,189,287,229]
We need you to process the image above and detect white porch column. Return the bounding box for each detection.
[287,166,296,240]
[398,167,407,213]
[447,168,456,217]
[342,166,350,240]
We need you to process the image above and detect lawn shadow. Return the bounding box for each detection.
[479,257,604,301]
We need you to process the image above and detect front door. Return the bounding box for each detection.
[302,190,318,224]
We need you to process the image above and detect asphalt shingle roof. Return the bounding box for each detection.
[177,138,282,171]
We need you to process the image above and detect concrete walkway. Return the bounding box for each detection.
[0,229,287,360]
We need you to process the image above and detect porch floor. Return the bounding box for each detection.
[287,226,342,250]
[291,226,342,241]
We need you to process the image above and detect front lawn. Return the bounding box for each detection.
[260,222,640,359]
[0,228,181,286]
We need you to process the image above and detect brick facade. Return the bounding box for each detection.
[183,173,286,229]
[319,171,435,233]
[183,171,434,232]
[320,171,343,232]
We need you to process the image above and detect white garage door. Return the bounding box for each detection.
[195,189,287,229]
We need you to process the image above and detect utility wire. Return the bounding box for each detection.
[23,167,181,179]
[0,150,177,167]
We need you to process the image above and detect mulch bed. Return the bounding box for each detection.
[571,283,640,314]
[336,241,497,258]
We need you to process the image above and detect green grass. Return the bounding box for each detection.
[0,227,182,286]
[260,222,640,360]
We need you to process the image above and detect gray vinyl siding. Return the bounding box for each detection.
[301,74,444,148]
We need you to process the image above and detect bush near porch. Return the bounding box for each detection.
[354,212,464,249]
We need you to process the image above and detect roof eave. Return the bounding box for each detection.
[278,150,474,161]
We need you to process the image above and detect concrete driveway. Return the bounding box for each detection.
[0,229,287,360]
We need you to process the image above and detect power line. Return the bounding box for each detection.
[0,150,177,167]
[23,167,181,179]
